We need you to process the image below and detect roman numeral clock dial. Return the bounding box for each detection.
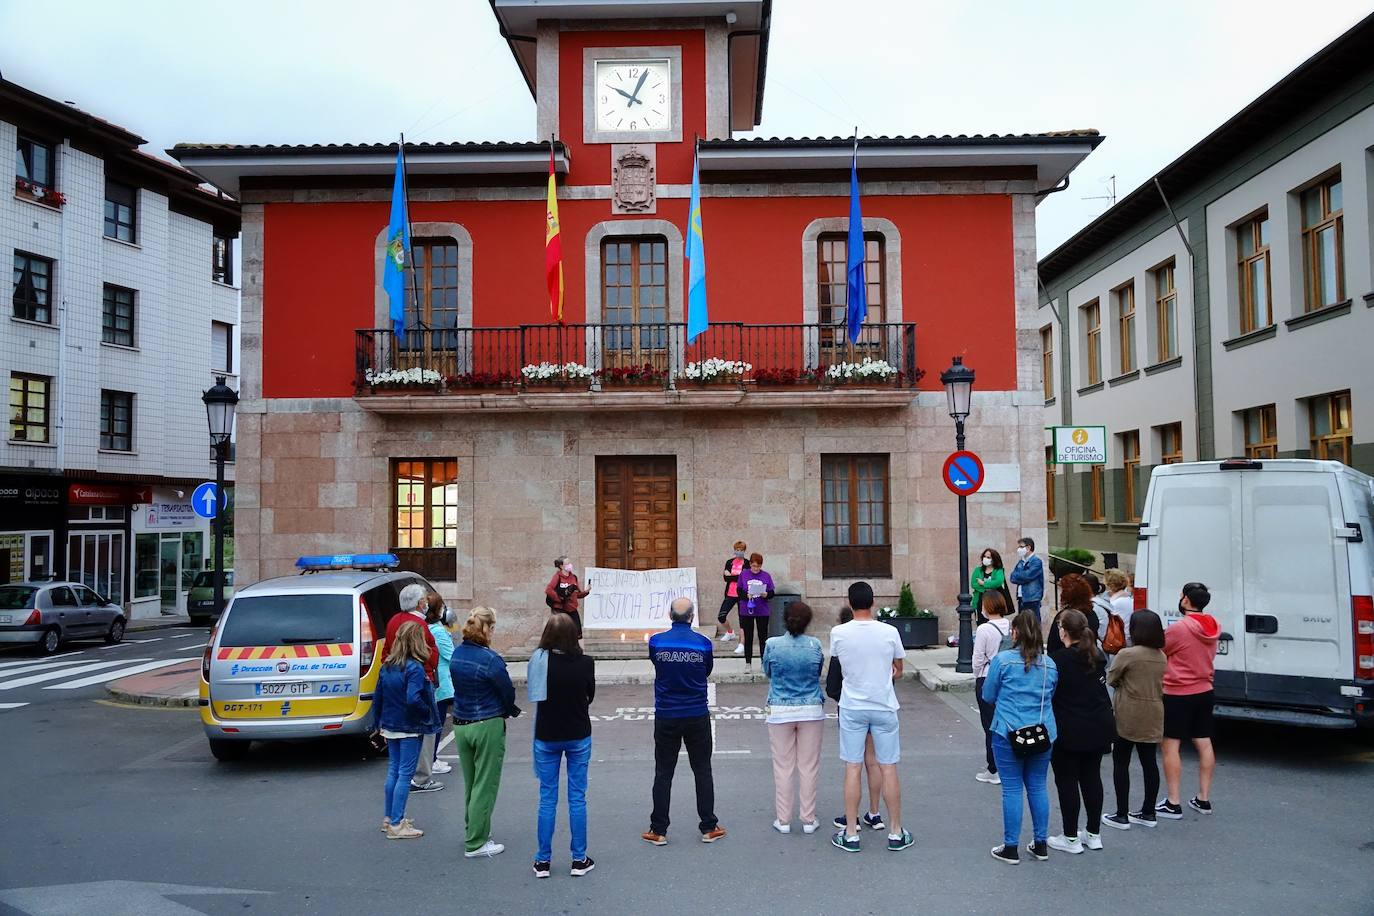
[594,59,672,133]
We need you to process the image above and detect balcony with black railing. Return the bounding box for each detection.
[354,322,920,412]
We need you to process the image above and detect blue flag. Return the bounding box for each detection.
[845,145,867,345]
[686,153,709,342]
[382,146,411,340]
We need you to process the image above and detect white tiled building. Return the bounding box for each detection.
[2,78,240,617]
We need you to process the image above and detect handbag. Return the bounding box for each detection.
[1102,612,1126,655]
[1007,659,1051,757]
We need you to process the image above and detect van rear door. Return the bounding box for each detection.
[1241,468,1349,706]
[1141,469,1245,701]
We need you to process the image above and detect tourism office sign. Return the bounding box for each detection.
[1049,426,1107,465]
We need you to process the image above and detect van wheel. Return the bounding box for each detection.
[37,627,61,655]
[189,616,210,628]
[105,618,126,644]
[208,738,251,761]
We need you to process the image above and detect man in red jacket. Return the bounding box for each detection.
[1157,582,1220,820]
[386,583,445,793]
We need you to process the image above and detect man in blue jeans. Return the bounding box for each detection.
[1009,536,1045,621]
[829,581,913,853]
[643,598,727,845]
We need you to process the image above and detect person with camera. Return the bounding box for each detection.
[545,556,592,638]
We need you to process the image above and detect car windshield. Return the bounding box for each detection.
[217,594,354,647]
[0,586,37,610]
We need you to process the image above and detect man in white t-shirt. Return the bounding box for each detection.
[829,581,911,853]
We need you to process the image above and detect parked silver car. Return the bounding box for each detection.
[0,581,127,654]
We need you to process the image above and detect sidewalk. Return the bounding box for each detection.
[104,644,973,707]
[126,615,194,632]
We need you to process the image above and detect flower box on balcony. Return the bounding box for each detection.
[520,361,595,389]
[364,367,443,394]
[15,177,65,208]
[445,372,516,393]
[681,358,750,388]
[822,358,900,388]
[754,368,821,389]
[600,364,668,387]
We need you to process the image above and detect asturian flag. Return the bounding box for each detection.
[685,151,709,342]
[546,144,565,323]
[382,144,412,340]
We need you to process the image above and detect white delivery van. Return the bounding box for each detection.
[1135,458,1374,729]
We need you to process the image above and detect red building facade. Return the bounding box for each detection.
[174,1,1099,643]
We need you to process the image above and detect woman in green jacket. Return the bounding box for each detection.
[971,547,1009,625]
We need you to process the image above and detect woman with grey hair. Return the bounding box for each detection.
[545,556,591,638]
[385,583,443,793]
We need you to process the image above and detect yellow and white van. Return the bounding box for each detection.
[200,555,441,761]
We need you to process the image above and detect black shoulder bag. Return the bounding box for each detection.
[1008,658,1051,757]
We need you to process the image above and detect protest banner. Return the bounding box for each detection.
[581,566,698,630]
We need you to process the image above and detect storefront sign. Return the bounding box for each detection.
[145,500,197,529]
[581,566,698,630]
[0,477,62,508]
[68,483,128,505]
[1051,426,1107,464]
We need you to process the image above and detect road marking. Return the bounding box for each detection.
[123,638,164,644]
[0,658,97,679]
[0,659,152,690]
[170,633,201,639]
[0,653,82,669]
[437,731,456,752]
[0,702,28,710]
[175,642,207,652]
[46,658,188,690]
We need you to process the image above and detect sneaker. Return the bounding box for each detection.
[1154,800,1184,820]
[975,769,1001,785]
[862,811,886,831]
[463,840,505,858]
[532,861,551,879]
[570,857,595,877]
[801,820,820,835]
[990,844,1020,865]
[1129,812,1158,827]
[701,826,727,843]
[432,759,453,775]
[1047,834,1083,855]
[409,780,445,793]
[641,830,668,846]
[886,829,914,852]
[386,820,423,840]
[1102,813,1131,831]
[1025,840,1049,861]
[1083,832,1103,851]
[832,831,861,853]
[1188,797,1213,815]
[772,820,791,834]
[380,817,391,834]
[733,643,745,655]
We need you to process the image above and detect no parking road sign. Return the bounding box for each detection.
[942,450,984,497]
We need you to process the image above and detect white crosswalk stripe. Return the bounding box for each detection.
[0,658,94,679]
[175,642,207,652]
[0,702,29,710]
[0,653,82,669]
[0,659,151,690]
[46,657,187,689]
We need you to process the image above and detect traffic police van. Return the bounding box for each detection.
[1135,459,1374,729]
[200,554,441,761]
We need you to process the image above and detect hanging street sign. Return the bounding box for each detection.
[942,450,985,497]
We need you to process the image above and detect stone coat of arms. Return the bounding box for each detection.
[613,148,656,212]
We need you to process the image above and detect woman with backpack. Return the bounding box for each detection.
[375,621,441,839]
[1102,610,1167,830]
[1047,609,1116,854]
[972,590,1014,785]
[983,609,1059,864]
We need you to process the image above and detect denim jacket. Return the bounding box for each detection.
[1009,554,1045,602]
[375,659,440,734]
[761,634,824,708]
[982,649,1059,744]
[450,639,520,722]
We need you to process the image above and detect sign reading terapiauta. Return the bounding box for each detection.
[1051,426,1107,464]
[581,566,698,630]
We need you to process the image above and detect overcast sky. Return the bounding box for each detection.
[2,0,1368,254]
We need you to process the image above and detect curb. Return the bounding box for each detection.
[126,618,196,633]
[917,669,976,693]
[106,685,199,708]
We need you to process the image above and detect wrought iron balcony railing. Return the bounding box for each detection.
[355,322,919,392]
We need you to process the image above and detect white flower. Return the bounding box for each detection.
[520,361,593,381]
[365,367,440,386]
[682,358,752,380]
[826,357,897,381]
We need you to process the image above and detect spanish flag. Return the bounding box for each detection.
[545,143,564,323]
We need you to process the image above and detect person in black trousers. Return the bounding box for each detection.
[1047,608,1116,855]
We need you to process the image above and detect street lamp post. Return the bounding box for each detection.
[202,376,239,620]
[940,356,976,674]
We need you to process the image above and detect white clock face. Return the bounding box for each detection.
[594,59,672,133]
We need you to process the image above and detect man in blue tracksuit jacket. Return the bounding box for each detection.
[1008,535,1045,621]
[643,597,725,844]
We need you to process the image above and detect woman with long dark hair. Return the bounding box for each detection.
[971,547,1009,625]
[1047,573,1100,654]
[983,609,1059,864]
[1047,608,1115,854]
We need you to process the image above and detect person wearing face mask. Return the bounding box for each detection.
[970,548,1008,626]
[734,552,775,668]
[545,556,592,639]
[715,540,748,642]
[1008,537,1045,622]
[1157,582,1219,820]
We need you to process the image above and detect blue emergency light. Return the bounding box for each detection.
[295,553,400,571]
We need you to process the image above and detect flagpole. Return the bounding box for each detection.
[551,135,564,367]
[399,133,428,340]
[848,127,858,362]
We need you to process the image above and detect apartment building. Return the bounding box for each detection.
[2,78,240,617]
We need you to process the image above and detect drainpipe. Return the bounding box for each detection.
[55,138,70,474]
[1153,177,1203,460]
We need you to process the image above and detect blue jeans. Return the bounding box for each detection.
[991,734,1051,847]
[533,736,592,862]
[384,736,422,823]
[1018,599,1042,623]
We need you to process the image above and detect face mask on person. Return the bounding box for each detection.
[1016,547,1028,559]
[563,563,574,574]
[734,550,746,558]
[982,557,993,568]
[1178,599,1188,616]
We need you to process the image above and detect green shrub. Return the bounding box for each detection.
[1049,547,1097,579]
[896,582,918,617]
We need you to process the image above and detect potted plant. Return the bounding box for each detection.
[754,366,820,388]
[15,177,66,208]
[520,361,595,389]
[599,363,668,387]
[878,582,939,648]
[362,366,443,394]
[680,357,751,387]
[445,370,515,392]
[1048,547,1097,580]
[823,357,900,387]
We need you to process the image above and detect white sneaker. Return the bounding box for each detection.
[1047,834,1084,855]
[772,820,791,834]
[432,759,452,774]
[975,769,1001,785]
[733,643,745,655]
[801,820,820,835]
[464,840,505,858]
[1083,832,1103,850]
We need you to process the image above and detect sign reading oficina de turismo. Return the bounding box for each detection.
[581,566,698,630]
[1050,426,1107,464]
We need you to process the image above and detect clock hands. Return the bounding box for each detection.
[625,69,650,108]
[611,86,640,105]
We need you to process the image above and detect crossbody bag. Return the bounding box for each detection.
[1008,659,1050,757]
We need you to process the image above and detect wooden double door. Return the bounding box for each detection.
[596,456,677,570]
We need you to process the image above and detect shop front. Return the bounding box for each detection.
[129,487,210,619]
[0,474,63,584]
[64,482,139,608]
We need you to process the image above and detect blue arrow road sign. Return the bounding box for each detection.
[192,482,225,520]
[942,450,985,496]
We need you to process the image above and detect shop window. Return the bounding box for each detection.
[134,533,160,599]
[821,454,891,578]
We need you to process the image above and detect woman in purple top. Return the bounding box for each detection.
[735,552,775,668]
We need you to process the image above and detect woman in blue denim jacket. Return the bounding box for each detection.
[450,607,521,858]
[761,601,825,835]
[375,622,440,840]
[982,609,1059,864]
